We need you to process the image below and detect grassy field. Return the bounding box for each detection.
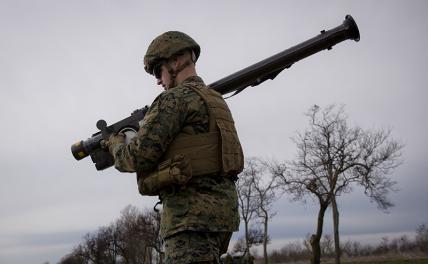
[268,257,428,264]
[255,254,428,264]
[344,260,428,264]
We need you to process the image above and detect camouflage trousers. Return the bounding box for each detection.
[164,231,232,264]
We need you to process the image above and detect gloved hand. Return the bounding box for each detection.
[100,133,126,155]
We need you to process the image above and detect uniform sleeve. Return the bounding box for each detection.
[111,91,186,174]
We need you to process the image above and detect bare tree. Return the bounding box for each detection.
[272,104,403,264]
[59,245,88,264]
[416,223,428,253]
[77,228,116,264]
[145,210,163,264]
[116,205,147,263]
[114,205,161,263]
[236,157,279,263]
[59,205,163,264]
[342,239,364,258]
[236,158,261,258]
[233,227,265,255]
[320,234,334,257]
[251,158,280,264]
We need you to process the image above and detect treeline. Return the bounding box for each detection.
[266,224,428,263]
[58,204,428,264]
[59,205,162,264]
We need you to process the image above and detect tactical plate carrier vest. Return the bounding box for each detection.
[138,85,244,195]
[164,85,244,176]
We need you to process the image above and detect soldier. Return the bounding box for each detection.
[105,31,244,264]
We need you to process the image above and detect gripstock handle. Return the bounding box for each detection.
[71,106,149,170]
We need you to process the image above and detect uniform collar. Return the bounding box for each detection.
[168,75,204,91]
[181,75,204,85]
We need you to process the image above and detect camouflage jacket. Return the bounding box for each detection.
[111,76,240,238]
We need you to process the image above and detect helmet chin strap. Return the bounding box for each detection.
[165,59,193,89]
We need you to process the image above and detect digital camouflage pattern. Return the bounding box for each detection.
[144,31,200,75]
[110,76,209,174]
[110,76,240,238]
[160,176,239,238]
[164,231,232,264]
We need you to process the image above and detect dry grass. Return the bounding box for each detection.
[254,253,428,264]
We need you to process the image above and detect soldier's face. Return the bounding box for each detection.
[155,63,172,90]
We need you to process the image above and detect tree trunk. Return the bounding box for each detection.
[331,196,341,264]
[311,202,328,264]
[263,214,268,264]
[244,218,251,258]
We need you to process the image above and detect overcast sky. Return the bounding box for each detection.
[1,1,428,263]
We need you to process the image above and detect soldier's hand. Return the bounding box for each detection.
[109,133,126,145]
[100,133,126,154]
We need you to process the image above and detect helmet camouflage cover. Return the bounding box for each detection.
[144,31,201,75]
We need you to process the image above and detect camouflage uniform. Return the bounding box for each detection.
[110,76,241,263]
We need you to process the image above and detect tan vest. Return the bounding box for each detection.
[163,85,244,176]
[138,85,244,196]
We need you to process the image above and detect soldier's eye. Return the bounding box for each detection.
[153,64,163,79]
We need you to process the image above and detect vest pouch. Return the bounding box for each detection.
[138,154,192,196]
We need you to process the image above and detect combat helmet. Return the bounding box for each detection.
[144,31,200,75]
